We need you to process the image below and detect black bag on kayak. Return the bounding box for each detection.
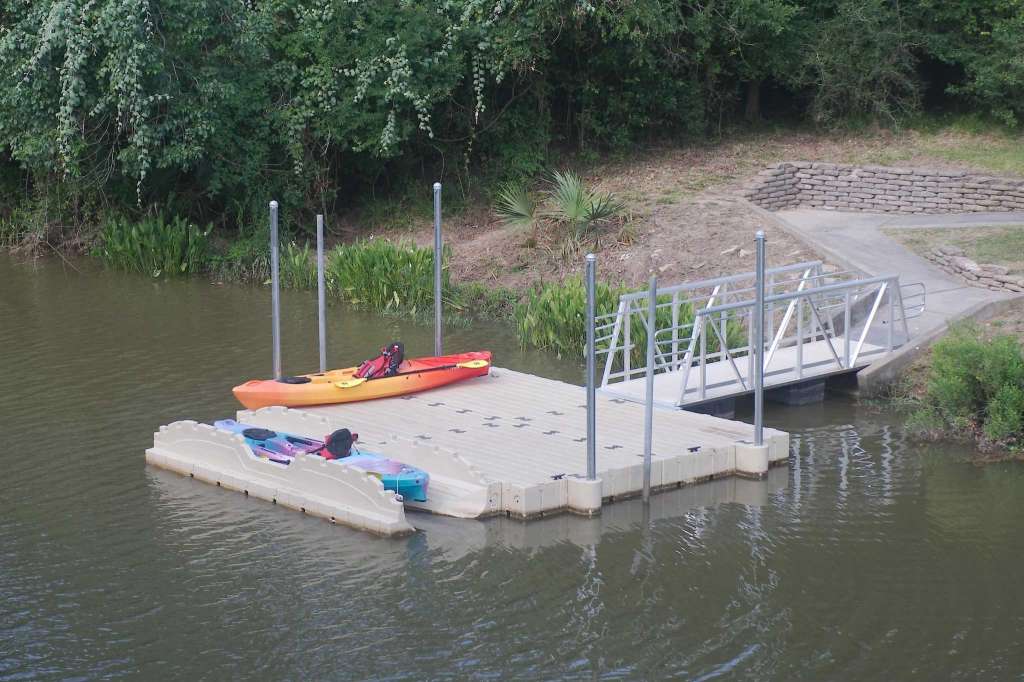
[355,341,405,379]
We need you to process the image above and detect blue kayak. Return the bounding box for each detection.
[213,419,429,502]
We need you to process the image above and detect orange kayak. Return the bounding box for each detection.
[232,351,492,409]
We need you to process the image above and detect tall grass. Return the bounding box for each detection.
[514,277,745,364]
[95,214,210,276]
[210,231,270,283]
[326,239,449,314]
[279,242,317,289]
[907,324,1024,451]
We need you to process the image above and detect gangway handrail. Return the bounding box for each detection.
[597,263,925,407]
[698,273,900,317]
[615,261,823,302]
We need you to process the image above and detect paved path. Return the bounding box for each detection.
[771,209,1022,339]
[760,208,1024,388]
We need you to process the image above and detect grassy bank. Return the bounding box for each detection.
[885,225,1024,276]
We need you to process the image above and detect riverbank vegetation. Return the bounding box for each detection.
[515,277,746,361]
[93,215,210,277]
[4,0,1024,250]
[905,324,1024,457]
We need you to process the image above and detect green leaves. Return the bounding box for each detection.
[911,324,1024,449]
[513,278,744,364]
[493,170,624,247]
[95,213,210,277]
[326,238,449,314]
[494,181,538,232]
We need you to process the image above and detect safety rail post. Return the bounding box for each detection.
[720,283,728,362]
[270,200,281,380]
[753,231,766,447]
[316,214,327,374]
[643,275,656,502]
[699,311,707,401]
[433,182,443,357]
[623,302,632,380]
[887,279,895,351]
[671,292,680,369]
[796,295,804,380]
[747,308,755,385]
[586,254,597,481]
[843,290,852,368]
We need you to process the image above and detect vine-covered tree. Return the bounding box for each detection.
[1,0,1022,233]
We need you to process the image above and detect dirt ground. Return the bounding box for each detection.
[377,127,1024,293]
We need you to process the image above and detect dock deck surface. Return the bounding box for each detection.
[278,367,788,517]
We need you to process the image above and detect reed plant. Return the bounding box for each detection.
[514,278,746,365]
[279,241,316,289]
[96,214,210,276]
[326,239,449,314]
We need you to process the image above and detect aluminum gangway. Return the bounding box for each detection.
[596,261,926,409]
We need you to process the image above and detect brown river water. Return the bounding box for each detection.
[2,254,1023,680]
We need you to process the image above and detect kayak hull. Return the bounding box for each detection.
[232,351,491,410]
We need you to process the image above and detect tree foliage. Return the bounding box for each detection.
[1,0,1022,233]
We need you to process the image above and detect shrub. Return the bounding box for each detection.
[493,171,624,244]
[95,214,210,277]
[210,232,270,284]
[544,170,625,237]
[452,282,519,320]
[326,239,448,314]
[985,385,1024,443]
[494,181,539,234]
[911,324,1024,449]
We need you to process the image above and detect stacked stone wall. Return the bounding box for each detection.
[744,162,1024,214]
[926,247,1024,293]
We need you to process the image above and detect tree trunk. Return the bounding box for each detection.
[745,79,762,123]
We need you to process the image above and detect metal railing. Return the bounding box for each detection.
[595,262,924,408]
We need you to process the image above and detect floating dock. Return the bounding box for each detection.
[148,367,788,536]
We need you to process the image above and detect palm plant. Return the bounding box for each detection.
[494,181,539,234]
[544,169,624,236]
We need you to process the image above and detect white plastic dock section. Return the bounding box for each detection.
[241,367,789,520]
[146,421,414,536]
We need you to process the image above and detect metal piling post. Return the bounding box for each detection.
[433,182,443,357]
[586,253,597,481]
[643,275,657,502]
[270,200,281,380]
[316,214,327,374]
[753,231,766,447]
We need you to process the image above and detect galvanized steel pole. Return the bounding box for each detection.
[643,275,657,502]
[270,200,281,380]
[753,230,766,447]
[316,214,327,374]
[585,254,597,481]
[433,182,443,357]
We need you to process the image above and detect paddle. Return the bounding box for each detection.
[333,359,490,389]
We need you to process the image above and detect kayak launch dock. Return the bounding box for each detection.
[145,201,924,537]
[147,367,788,536]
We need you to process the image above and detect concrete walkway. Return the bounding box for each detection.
[756,208,1024,389]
